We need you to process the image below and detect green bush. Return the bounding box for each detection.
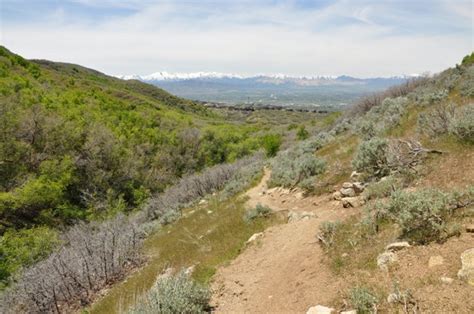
[461,52,474,66]
[127,271,210,314]
[261,134,282,157]
[244,204,272,221]
[352,137,389,178]
[0,226,59,287]
[349,286,378,313]
[296,125,309,140]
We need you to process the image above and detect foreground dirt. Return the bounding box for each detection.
[211,170,354,313]
[211,169,474,313]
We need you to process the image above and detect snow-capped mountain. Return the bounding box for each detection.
[117,71,418,82]
[116,71,416,107]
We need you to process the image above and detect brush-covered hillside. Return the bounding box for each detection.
[111,53,473,314]
[207,53,474,313]
[0,48,472,314]
[0,46,326,292]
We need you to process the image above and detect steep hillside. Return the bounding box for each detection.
[0,46,269,229]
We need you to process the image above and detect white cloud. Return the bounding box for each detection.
[1,0,472,77]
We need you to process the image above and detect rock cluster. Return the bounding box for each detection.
[333,181,366,208]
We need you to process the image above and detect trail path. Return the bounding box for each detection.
[211,169,355,313]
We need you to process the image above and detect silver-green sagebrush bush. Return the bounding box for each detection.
[349,286,379,313]
[244,203,272,222]
[128,271,210,314]
[381,187,473,244]
[269,148,326,190]
[449,104,474,143]
[352,137,390,178]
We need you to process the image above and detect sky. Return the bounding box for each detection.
[0,0,473,77]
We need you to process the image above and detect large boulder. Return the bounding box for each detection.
[457,248,474,286]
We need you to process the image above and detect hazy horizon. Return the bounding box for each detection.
[1,0,473,77]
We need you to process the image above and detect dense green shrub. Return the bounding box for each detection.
[244,204,272,221]
[352,137,389,178]
[349,286,378,313]
[296,125,309,140]
[461,52,474,66]
[0,226,59,287]
[261,134,282,157]
[128,271,210,314]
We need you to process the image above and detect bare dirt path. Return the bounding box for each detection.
[211,169,354,313]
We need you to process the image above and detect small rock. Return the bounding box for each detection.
[428,255,444,268]
[332,191,343,201]
[385,241,411,252]
[288,211,316,223]
[341,311,357,314]
[341,253,349,258]
[457,248,474,286]
[352,182,365,193]
[295,191,305,199]
[350,171,361,179]
[207,210,213,214]
[342,182,353,189]
[340,187,356,197]
[184,265,195,276]
[199,199,207,205]
[387,293,399,303]
[341,196,365,208]
[377,251,397,271]
[440,276,454,284]
[466,224,474,233]
[306,305,335,314]
[246,232,263,244]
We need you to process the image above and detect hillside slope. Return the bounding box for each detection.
[211,53,474,313]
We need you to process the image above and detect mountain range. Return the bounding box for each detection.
[118,72,419,108]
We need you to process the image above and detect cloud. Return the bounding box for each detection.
[1,0,472,77]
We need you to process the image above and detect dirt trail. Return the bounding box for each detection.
[211,169,354,313]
